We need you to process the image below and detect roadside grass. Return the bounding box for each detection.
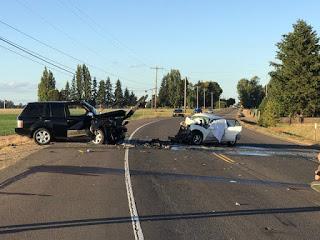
[270,123,320,142]
[0,110,21,136]
[240,109,320,144]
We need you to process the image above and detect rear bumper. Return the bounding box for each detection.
[15,128,31,137]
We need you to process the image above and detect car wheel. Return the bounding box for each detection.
[191,131,203,145]
[33,128,51,145]
[227,140,237,146]
[92,129,105,145]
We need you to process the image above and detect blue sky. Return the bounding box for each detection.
[0,0,319,103]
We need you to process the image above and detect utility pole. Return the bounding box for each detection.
[196,86,199,109]
[150,66,164,110]
[211,92,213,109]
[203,88,206,109]
[3,99,5,109]
[184,78,187,113]
[219,97,221,109]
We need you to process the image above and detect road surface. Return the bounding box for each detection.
[0,109,320,239]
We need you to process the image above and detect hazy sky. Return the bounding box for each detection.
[0,0,319,103]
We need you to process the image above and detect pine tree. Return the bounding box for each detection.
[70,76,77,100]
[129,91,137,106]
[96,80,106,106]
[268,19,320,117]
[105,77,113,107]
[64,81,71,100]
[123,88,130,106]
[92,77,98,102]
[38,67,56,101]
[75,65,83,100]
[82,64,92,101]
[114,79,123,107]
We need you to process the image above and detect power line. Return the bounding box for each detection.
[0,36,75,75]
[64,0,152,68]
[0,19,151,88]
[0,43,74,77]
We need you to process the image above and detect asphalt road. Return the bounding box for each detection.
[1,109,320,239]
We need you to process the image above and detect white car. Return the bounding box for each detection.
[178,113,242,146]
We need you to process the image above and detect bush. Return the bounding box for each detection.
[258,98,280,127]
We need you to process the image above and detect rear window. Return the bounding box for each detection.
[50,103,66,118]
[174,109,183,113]
[21,103,46,117]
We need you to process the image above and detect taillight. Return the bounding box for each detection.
[17,120,23,128]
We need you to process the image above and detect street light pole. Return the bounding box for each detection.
[3,99,6,109]
[211,92,213,109]
[196,86,199,109]
[184,78,187,113]
[203,88,206,109]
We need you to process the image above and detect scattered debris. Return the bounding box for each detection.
[202,163,206,166]
[235,202,241,206]
[229,180,237,183]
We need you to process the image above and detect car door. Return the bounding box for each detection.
[223,119,242,142]
[208,119,227,142]
[65,103,91,131]
[49,103,68,138]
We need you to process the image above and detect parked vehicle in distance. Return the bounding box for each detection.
[173,113,242,146]
[206,108,214,114]
[193,107,202,113]
[15,97,146,145]
[172,108,185,117]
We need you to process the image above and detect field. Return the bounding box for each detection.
[0,109,21,136]
[0,108,192,136]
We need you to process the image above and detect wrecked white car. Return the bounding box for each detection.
[172,113,242,146]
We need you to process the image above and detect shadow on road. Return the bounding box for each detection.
[0,165,309,191]
[1,206,320,234]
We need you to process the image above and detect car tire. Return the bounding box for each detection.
[33,128,51,145]
[92,129,105,145]
[227,140,237,146]
[191,131,203,145]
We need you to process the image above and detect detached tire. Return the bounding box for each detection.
[191,131,203,145]
[33,128,51,145]
[92,129,105,145]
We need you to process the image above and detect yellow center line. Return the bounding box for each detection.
[219,154,235,163]
[213,152,234,164]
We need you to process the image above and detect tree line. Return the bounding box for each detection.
[158,69,234,108]
[237,19,320,126]
[38,64,138,107]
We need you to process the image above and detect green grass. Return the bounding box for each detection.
[0,114,18,136]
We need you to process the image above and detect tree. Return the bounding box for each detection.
[196,80,223,108]
[105,77,113,107]
[47,89,60,101]
[96,80,106,106]
[237,76,265,108]
[70,76,77,101]
[114,79,123,107]
[268,19,320,117]
[158,75,170,107]
[38,67,56,101]
[226,98,236,107]
[82,64,92,101]
[123,88,130,106]
[75,65,83,100]
[60,81,71,101]
[91,77,98,103]
[129,91,137,106]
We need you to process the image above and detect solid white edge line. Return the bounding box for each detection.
[124,119,162,240]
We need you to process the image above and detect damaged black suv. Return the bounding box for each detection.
[15,99,144,145]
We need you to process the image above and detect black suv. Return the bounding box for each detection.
[15,100,143,145]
